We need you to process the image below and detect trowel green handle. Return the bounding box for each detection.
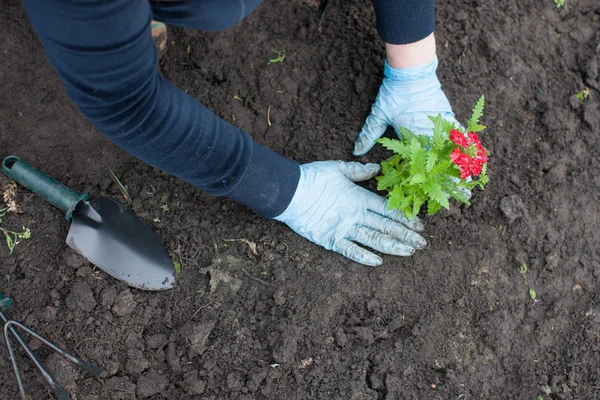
[2,156,88,221]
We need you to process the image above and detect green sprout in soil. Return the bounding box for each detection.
[109,168,133,206]
[1,226,31,254]
[173,260,182,276]
[554,0,565,8]
[267,50,285,64]
[519,263,529,285]
[576,87,590,101]
[519,264,540,302]
[1,184,30,254]
[529,288,537,300]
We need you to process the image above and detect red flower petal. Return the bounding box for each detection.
[450,129,469,148]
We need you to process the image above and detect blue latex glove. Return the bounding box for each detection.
[353,56,457,156]
[274,161,426,266]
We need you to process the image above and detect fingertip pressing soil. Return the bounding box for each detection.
[1,0,600,399]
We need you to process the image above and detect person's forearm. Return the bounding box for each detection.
[22,0,299,218]
[386,33,436,69]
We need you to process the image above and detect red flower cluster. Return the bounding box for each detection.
[449,129,488,179]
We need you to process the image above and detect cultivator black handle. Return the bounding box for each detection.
[2,156,88,221]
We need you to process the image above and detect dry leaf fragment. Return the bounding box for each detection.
[299,357,313,369]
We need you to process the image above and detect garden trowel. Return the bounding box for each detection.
[2,156,175,290]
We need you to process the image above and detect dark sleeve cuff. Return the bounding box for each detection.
[370,0,435,45]
[227,141,300,219]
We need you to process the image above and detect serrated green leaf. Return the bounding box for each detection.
[429,159,454,177]
[426,151,438,172]
[422,181,450,210]
[388,154,402,168]
[441,119,455,134]
[408,140,427,175]
[376,168,403,190]
[467,95,485,132]
[417,134,431,149]
[376,137,407,157]
[442,179,470,204]
[398,127,417,144]
[429,114,445,149]
[469,123,487,133]
[412,193,427,217]
[427,199,442,215]
[409,173,426,185]
[387,185,405,210]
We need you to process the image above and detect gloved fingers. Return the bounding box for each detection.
[365,192,424,232]
[450,177,472,201]
[353,109,389,156]
[347,225,416,256]
[331,161,380,182]
[333,239,383,266]
[363,213,426,249]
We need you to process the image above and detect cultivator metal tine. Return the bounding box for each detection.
[0,292,103,399]
[3,320,71,400]
[7,320,104,377]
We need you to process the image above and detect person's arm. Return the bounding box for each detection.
[354,0,457,156]
[22,0,299,218]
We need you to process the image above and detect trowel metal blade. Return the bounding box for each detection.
[66,197,175,290]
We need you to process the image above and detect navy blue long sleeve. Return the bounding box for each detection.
[371,0,435,44]
[21,0,300,218]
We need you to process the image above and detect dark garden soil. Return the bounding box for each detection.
[1,0,600,399]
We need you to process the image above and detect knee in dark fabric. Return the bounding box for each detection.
[150,0,264,32]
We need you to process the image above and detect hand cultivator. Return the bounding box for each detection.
[0,292,103,399]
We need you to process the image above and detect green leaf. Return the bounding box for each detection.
[5,233,14,254]
[398,127,417,143]
[412,192,427,217]
[429,114,445,149]
[469,123,487,133]
[422,181,450,210]
[408,173,426,185]
[377,138,409,158]
[467,95,485,132]
[408,140,427,175]
[426,151,438,173]
[529,288,537,300]
[441,119,455,135]
[427,199,442,215]
[387,185,405,211]
[377,168,403,190]
[429,159,454,177]
[441,179,470,205]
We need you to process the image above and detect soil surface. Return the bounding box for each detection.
[1,0,600,399]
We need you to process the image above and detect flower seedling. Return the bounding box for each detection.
[554,0,565,8]
[376,96,489,219]
[576,87,590,101]
[1,227,31,254]
[1,184,30,254]
[267,50,285,64]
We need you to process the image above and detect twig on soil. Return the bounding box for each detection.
[267,106,272,126]
[107,384,136,400]
[241,268,272,287]
[223,238,259,255]
[188,302,214,323]
[75,337,97,349]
